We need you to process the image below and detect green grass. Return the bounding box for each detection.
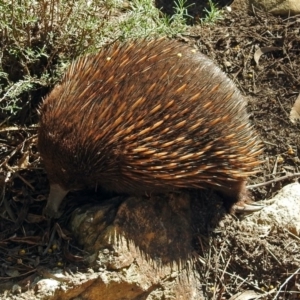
[200,0,223,24]
[0,0,190,124]
[115,0,190,39]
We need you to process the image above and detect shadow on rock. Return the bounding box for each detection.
[65,191,227,299]
[69,190,227,266]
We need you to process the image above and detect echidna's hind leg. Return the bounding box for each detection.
[217,180,262,213]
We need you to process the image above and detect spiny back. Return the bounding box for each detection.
[39,38,261,198]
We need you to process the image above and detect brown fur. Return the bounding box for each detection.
[38,39,262,213]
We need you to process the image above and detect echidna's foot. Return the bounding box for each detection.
[217,179,263,213]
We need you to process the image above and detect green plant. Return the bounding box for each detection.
[0,0,117,122]
[117,0,190,39]
[0,0,190,123]
[200,0,223,24]
[171,0,193,24]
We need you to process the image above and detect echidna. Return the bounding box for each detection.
[38,39,262,218]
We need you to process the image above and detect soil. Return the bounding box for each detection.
[0,2,300,299]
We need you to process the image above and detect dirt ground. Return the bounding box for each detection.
[0,2,300,299]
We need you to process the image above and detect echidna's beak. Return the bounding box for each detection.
[43,184,69,218]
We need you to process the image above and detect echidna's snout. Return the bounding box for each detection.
[43,184,69,218]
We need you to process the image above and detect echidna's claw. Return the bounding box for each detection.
[234,203,265,213]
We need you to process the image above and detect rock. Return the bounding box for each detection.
[68,193,211,300]
[241,182,300,235]
[35,279,61,296]
[231,0,300,16]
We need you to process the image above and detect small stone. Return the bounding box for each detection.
[12,284,21,294]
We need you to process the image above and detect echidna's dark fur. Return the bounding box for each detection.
[38,39,262,216]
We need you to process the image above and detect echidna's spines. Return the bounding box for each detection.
[39,39,262,217]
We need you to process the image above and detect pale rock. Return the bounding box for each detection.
[231,0,300,16]
[241,183,300,235]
